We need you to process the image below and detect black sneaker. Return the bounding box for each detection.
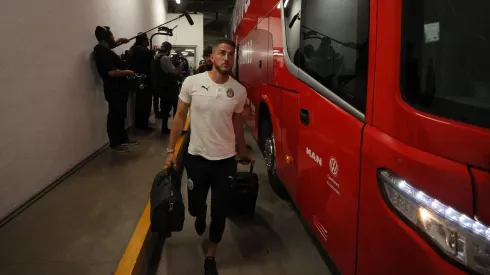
[204,256,219,275]
[121,140,139,146]
[195,216,206,236]
[111,145,129,153]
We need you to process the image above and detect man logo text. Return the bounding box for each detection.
[306,147,322,166]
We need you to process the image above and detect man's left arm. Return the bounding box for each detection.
[233,90,250,160]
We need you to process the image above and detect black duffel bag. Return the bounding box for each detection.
[150,166,185,235]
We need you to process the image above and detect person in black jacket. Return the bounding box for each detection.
[151,42,182,134]
[127,33,155,131]
[93,26,139,152]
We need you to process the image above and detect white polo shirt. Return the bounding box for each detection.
[179,72,247,160]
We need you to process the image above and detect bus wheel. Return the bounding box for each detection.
[261,120,290,201]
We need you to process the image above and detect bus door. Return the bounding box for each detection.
[281,0,370,273]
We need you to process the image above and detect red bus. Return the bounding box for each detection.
[231,0,490,274]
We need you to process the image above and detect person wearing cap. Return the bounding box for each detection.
[164,39,252,275]
[126,33,155,131]
[93,26,139,152]
[150,41,182,134]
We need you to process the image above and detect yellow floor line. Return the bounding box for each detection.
[114,119,189,275]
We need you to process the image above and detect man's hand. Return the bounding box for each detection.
[117,38,130,44]
[125,70,136,77]
[165,152,176,168]
[238,150,253,165]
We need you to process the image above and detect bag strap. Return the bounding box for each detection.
[237,159,255,174]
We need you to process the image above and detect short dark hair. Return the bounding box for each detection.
[158,41,172,53]
[135,32,148,45]
[212,39,236,50]
[203,46,213,57]
[95,26,112,42]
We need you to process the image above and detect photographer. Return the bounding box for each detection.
[151,42,182,134]
[93,26,139,152]
[127,33,154,131]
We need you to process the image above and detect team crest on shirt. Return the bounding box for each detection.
[187,178,194,191]
[226,88,234,98]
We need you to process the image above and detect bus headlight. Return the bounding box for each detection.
[378,169,490,274]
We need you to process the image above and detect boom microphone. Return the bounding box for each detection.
[108,11,194,48]
[183,11,194,26]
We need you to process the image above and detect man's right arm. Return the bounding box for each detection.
[95,50,134,78]
[167,78,191,150]
[167,99,190,150]
[108,69,134,78]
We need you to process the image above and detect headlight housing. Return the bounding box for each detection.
[378,169,490,274]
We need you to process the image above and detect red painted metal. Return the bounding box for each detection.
[471,168,490,225]
[232,0,489,274]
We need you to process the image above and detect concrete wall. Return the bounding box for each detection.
[0,0,168,220]
[164,13,204,67]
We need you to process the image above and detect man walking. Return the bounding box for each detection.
[93,26,139,152]
[165,39,252,275]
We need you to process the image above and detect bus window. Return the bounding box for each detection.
[282,0,302,66]
[401,0,490,129]
[297,0,370,114]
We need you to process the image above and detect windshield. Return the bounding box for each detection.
[400,0,490,129]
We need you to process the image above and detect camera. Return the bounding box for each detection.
[171,54,190,77]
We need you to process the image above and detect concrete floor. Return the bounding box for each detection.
[155,129,331,275]
[0,121,331,275]
[0,125,169,275]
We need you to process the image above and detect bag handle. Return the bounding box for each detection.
[237,159,255,174]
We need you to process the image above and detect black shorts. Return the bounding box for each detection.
[184,154,237,218]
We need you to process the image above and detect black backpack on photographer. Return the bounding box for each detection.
[150,166,185,235]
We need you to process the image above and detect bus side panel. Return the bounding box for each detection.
[357,125,471,275]
[297,88,363,275]
[279,89,299,200]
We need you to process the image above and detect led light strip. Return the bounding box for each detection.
[381,170,490,241]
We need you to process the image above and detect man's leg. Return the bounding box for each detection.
[160,94,172,134]
[134,88,153,130]
[134,91,145,129]
[107,97,128,152]
[117,94,138,146]
[185,154,212,235]
[171,89,179,118]
[143,87,153,127]
[118,95,129,142]
[205,156,237,274]
[107,100,120,147]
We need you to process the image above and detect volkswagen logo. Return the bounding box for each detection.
[329,157,339,177]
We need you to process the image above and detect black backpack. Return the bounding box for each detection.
[150,166,185,234]
[150,55,175,92]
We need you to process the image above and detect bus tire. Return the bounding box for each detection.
[260,119,290,201]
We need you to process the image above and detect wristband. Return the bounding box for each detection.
[166,148,175,154]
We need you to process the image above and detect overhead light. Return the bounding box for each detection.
[185,49,194,52]
[176,0,181,4]
[182,52,188,56]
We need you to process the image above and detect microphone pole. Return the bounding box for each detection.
[113,11,194,48]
